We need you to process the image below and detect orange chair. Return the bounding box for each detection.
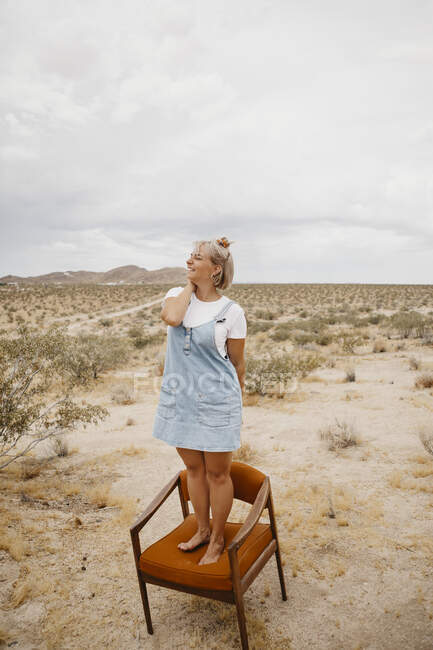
[130,461,287,649]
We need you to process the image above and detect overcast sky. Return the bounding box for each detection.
[1,0,432,283]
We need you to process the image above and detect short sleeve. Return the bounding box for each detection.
[161,286,183,309]
[227,310,247,338]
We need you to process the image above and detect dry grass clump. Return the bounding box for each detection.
[184,594,292,649]
[408,355,421,370]
[318,418,360,451]
[242,392,260,406]
[233,442,258,463]
[120,445,147,457]
[344,367,356,382]
[276,475,384,579]
[3,563,56,610]
[418,427,433,456]
[388,467,433,494]
[47,435,69,457]
[0,526,29,561]
[372,338,388,353]
[18,456,50,480]
[414,372,433,389]
[111,384,136,405]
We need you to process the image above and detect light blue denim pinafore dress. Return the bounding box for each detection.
[152,300,242,451]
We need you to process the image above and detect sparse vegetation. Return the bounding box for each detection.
[0,324,108,470]
[318,418,360,450]
[414,372,433,389]
[245,351,324,396]
[1,282,433,648]
[419,428,433,456]
[373,338,388,353]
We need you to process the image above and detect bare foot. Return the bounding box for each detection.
[198,538,225,565]
[178,528,210,552]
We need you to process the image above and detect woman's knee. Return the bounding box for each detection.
[204,451,232,483]
[176,447,206,475]
[206,469,231,485]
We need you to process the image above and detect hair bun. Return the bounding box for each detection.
[216,236,231,248]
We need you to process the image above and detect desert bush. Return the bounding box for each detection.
[390,311,426,339]
[128,326,165,348]
[48,435,69,457]
[344,367,356,382]
[249,320,275,336]
[111,385,135,405]
[0,324,108,469]
[293,332,316,346]
[421,331,433,347]
[254,309,277,320]
[99,318,113,327]
[60,332,130,383]
[409,356,421,370]
[414,372,433,389]
[233,442,257,462]
[340,332,363,354]
[319,418,359,450]
[268,323,292,341]
[372,338,388,353]
[317,333,333,346]
[245,351,324,396]
[419,428,433,456]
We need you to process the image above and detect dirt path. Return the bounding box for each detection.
[65,297,164,334]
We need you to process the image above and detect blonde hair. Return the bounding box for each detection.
[192,237,235,291]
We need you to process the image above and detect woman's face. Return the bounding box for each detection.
[186,244,219,282]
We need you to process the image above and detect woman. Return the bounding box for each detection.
[152,237,246,565]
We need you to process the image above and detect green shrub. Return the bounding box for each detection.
[254,309,277,320]
[245,351,324,395]
[390,311,426,338]
[0,324,108,470]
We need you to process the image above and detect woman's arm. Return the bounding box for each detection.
[226,338,246,398]
[161,281,195,327]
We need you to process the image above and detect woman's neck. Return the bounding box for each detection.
[195,284,221,302]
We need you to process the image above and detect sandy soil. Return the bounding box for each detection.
[2,342,433,649]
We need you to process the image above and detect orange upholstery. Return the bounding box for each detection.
[139,513,273,591]
[179,461,266,506]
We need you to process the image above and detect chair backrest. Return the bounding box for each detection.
[179,461,267,505]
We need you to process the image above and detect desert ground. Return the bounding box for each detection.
[1,282,433,649]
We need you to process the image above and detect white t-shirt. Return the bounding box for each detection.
[162,287,247,360]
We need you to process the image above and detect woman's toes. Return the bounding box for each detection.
[177,530,210,551]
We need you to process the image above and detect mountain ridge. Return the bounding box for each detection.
[0,264,188,285]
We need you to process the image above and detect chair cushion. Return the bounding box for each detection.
[139,514,273,591]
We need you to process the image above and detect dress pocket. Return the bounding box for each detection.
[157,385,176,420]
[197,391,232,428]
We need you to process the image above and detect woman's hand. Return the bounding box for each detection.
[186,278,197,292]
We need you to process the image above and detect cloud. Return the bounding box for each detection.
[0,0,432,282]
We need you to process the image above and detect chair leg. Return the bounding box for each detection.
[233,589,249,650]
[137,571,153,634]
[274,544,287,601]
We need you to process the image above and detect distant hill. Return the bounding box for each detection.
[0,264,188,285]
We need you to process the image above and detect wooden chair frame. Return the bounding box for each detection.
[130,464,287,650]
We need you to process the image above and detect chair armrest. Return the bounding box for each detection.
[227,476,270,553]
[130,471,181,537]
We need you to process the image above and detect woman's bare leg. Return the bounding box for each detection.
[176,447,211,551]
[198,451,233,565]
